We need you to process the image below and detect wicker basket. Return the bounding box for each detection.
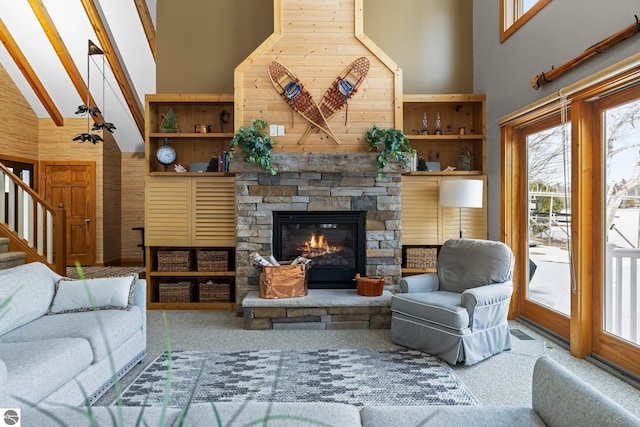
[196,250,228,271]
[355,274,385,297]
[159,281,193,303]
[406,247,438,269]
[157,250,192,272]
[199,281,231,302]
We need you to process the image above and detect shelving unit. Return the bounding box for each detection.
[145,93,234,175]
[400,94,487,275]
[402,94,486,174]
[145,94,237,310]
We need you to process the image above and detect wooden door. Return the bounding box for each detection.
[42,162,96,266]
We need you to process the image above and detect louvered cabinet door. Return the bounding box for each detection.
[401,175,440,245]
[440,176,487,241]
[146,176,191,246]
[192,176,236,246]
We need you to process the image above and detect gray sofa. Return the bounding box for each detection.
[20,356,640,426]
[0,262,146,408]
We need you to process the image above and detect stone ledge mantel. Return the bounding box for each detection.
[230,152,405,174]
[242,289,393,330]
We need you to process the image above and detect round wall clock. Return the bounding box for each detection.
[156,138,176,170]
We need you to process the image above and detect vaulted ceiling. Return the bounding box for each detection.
[0,0,156,153]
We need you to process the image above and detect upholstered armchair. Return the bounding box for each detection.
[391,238,515,365]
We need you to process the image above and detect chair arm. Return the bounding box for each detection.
[461,282,513,329]
[399,273,439,293]
[133,279,147,340]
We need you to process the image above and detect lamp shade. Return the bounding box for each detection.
[439,179,483,208]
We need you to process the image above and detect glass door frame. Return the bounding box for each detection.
[502,66,640,373]
[502,113,571,340]
[589,85,640,375]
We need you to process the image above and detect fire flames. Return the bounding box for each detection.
[299,233,338,258]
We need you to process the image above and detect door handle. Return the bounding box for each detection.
[85,219,91,223]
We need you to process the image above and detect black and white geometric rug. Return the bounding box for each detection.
[116,349,478,408]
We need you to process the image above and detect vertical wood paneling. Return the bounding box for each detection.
[0,63,38,160]
[237,0,398,152]
[121,153,145,261]
[102,133,122,265]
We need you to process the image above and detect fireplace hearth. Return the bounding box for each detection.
[273,211,366,289]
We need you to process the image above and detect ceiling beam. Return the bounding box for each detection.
[133,0,156,61]
[0,18,64,126]
[26,0,100,122]
[80,0,145,138]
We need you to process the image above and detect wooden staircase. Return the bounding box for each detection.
[0,237,26,270]
[0,163,66,275]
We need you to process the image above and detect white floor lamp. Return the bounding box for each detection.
[439,179,483,238]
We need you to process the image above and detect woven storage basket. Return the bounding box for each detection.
[157,250,192,272]
[196,250,228,271]
[199,281,231,302]
[406,247,438,269]
[355,274,384,296]
[159,282,193,303]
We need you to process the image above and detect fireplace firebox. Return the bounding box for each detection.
[273,211,366,289]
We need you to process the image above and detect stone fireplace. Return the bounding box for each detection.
[233,152,403,305]
[273,210,366,289]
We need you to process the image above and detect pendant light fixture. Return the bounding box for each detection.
[73,40,116,144]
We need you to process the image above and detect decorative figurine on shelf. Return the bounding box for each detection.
[160,108,179,132]
[434,112,442,135]
[458,144,473,171]
[421,112,429,135]
[174,164,187,173]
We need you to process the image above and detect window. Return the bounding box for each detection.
[501,0,551,42]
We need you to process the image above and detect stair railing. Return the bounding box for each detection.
[0,163,66,275]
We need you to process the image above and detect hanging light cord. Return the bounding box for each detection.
[559,93,578,294]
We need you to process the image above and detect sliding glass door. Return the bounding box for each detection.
[593,87,640,374]
[521,116,571,339]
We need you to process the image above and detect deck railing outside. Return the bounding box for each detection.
[605,243,640,345]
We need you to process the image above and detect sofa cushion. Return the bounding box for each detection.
[361,406,546,427]
[392,291,469,330]
[0,307,143,363]
[437,239,514,294]
[21,406,181,427]
[0,338,92,406]
[532,356,640,427]
[0,262,57,335]
[177,402,362,427]
[48,274,137,314]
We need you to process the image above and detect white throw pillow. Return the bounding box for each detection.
[48,274,137,314]
[0,263,57,335]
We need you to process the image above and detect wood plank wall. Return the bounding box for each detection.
[121,152,145,262]
[102,132,122,265]
[0,63,38,160]
[237,0,397,151]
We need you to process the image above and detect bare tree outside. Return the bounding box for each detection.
[605,98,640,241]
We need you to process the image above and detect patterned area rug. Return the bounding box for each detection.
[65,266,145,279]
[116,349,478,408]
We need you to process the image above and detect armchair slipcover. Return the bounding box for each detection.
[391,238,514,365]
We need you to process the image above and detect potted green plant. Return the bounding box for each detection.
[365,124,415,177]
[230,119,277,175]
[159,108,179,132]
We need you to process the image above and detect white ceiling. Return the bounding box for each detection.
[0,0,156,153]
